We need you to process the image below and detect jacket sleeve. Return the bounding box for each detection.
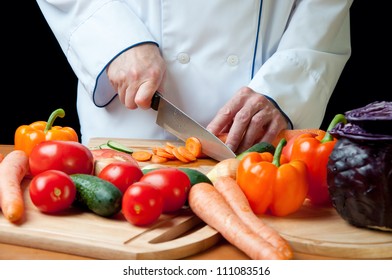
[36,0,157,107]
[249,0,353,129]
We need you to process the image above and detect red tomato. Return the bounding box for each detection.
[29,170,76,213]
[122,182,163,226]
[139,168,191,213]
[29,140,94,176]
[98,162,143,194]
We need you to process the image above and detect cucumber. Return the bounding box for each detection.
[236,142,275,160]
[99,143,111,149]
[178,167,212,207]
[178,167,212,186]
[106,140,133,154]
[71,174,122,217]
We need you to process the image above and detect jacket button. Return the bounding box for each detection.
[177,52,190,64]
[227,55,239,66]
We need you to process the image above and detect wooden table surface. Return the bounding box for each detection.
[1,143,390,260]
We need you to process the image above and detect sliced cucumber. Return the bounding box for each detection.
[106,140,133,154]
[99,143,111,149]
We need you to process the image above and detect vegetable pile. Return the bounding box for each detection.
[6,106,379,259]
[327,101,392,231]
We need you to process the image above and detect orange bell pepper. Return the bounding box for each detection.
[236,139,309,217]
[14,108,79,156]
[288,114,347,206]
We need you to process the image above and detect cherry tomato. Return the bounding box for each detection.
[29,140,94,176]
[98,162,143,193]
[122,182,163,226]
[139,168,191,213]
[29,170,76,213]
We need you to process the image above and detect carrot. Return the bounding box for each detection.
[188,182,291,260]
[0,150,29,222]
[0,153,4,163]
[213,176,293,259]
[164,142,177,150]
[272,128,325,147]
[163,144,175,155]
[176,146,197,162]
[131,150,152,162]
[171,147,191,163]
[185,137,203,158]
[150,154,168,163]
[217,133,228,143]
[154,147,176,160]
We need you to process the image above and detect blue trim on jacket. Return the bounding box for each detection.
[252,0,293,129]
[93,41,159,108]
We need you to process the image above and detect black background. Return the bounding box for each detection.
[1,1,390,145]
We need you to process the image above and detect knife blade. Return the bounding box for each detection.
[151,92,236,161]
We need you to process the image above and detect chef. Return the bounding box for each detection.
[36,0,353,153]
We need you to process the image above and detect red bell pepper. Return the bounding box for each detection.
[288,114,347,206]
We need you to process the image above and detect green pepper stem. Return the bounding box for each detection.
[320,113,347,143]
[273,138,286,167]
[44,108,65,133]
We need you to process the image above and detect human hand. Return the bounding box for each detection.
[207,87,288,153]
[106,43,166,109]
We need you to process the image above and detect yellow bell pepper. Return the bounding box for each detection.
[14,108,79,156]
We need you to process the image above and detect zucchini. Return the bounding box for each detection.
[71,174,122,217]
[236,142,275,160]
[106,140,133,154]
[178,167,212,186]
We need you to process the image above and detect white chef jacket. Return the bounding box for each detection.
[36,0,353,145]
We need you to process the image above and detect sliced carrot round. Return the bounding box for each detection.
[163,145,175,155]
[177,146,197,162]
[185,137,203,158]
[155,147,176,159]
[171,147,191,163]
[150,154,168,163]
[165,142,177,149]
[131,151,152,162]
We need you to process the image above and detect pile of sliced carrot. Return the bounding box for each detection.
[131,137,204,164]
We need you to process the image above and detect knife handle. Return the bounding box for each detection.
[151,92,161,111]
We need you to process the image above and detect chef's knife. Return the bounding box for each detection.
[151,92,236,161]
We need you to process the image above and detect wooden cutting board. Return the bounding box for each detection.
[1,138,391,260]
